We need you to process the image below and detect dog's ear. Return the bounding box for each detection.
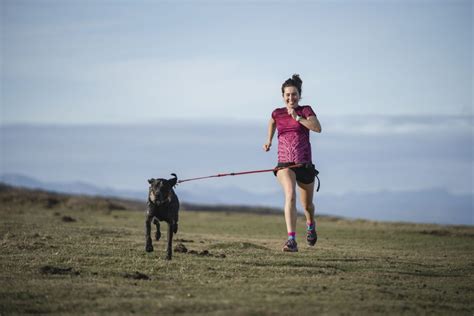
[148,178,155,184]
[168,173,178,187]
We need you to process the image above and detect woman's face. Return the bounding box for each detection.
[283,86,300,108]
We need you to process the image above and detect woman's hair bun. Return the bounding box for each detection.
[292,74,302,85]
[291,74,303,83]
[281,73,303,96]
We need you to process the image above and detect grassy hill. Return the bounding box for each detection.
[1,184,473,315]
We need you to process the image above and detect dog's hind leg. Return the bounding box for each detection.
[172,212,178,233]
[145,214,154,252]
[153,218,161,241]
[173,222,178,234]
[166,221,173,260]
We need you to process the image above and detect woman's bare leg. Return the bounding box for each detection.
[277,169,297,234]
[297,180,315,224]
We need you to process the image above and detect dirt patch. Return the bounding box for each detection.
[175,238,195,243]
[123,271,150,280]
[420,229,474,238]
[174,243,188,253]
[420,230,452,237]
[61,216,76,222]
[187,249,226,258]
[40,265,80,276]
[174,242,225,258]
[198,250,211,257]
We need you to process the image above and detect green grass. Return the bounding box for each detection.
[1,186,473,315]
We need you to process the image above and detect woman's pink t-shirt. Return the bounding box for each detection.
[271,105,316,163]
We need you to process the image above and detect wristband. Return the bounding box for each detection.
[295,115,302,122]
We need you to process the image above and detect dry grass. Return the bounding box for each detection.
[0,184,473,315]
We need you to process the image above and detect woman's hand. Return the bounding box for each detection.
[263,142,272,152]
[287,108,298,120]
[265,118,276,152]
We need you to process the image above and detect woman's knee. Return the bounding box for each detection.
[285,191,297,204]
[278,171,296,201]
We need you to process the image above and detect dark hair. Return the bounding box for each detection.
[281,74,303,96]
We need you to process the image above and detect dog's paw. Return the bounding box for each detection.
[145,243,154,252]
[155,231,161,241]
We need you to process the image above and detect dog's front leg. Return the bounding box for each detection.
[153,217,161,241]
[145,214,154,252]
[166,221,173,260]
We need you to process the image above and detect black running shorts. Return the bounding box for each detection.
[273,162,318,185]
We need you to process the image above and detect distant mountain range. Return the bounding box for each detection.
[0,173,146,200]
[0,173,472,226]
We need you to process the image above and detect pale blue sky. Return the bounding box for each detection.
[2,0,472,124]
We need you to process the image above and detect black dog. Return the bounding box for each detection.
[145,173,179,260]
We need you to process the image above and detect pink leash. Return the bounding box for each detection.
[177,164,303,184]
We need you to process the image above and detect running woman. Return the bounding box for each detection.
[263,74,322,252]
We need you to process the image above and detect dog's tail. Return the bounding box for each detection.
[169,173,178,187]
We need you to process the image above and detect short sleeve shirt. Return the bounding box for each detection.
[271,105,316,163]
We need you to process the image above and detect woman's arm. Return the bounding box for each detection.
[263,118,276,151]
[299,115,322,133]
[288,108,322,133]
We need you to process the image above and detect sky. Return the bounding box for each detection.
[0,0,472,224]
[1,0,472,124]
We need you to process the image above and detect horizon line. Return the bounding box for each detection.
[1,113,473,128]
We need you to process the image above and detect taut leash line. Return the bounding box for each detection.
[177,164,303,184]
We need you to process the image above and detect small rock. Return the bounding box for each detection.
[40,265,79,276]
[175,239,194,243]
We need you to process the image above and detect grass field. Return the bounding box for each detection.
[1,184,473,315]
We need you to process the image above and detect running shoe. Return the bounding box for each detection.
[306,226,317,246]
[282,239,298,252]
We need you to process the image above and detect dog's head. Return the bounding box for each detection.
[147,173,178,206]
